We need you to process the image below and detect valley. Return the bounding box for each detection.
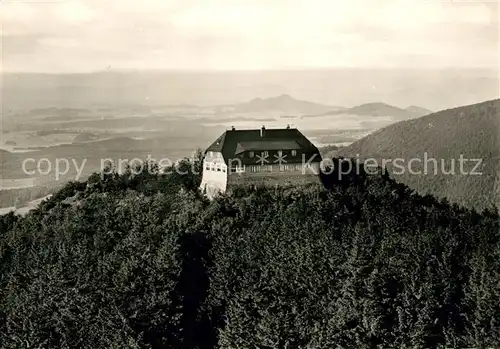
[1,94,430,208]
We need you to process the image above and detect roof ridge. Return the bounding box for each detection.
[226,127,297,131]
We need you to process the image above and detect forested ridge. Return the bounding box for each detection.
[338,98,500,211]
[0,157,499,349]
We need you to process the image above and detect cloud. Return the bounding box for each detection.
[1,0,498,71]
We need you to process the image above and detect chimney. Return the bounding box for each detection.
[231,126,235,131]
[260,125,265,137]
[286,124,290,129]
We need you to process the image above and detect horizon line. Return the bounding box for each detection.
[2,66,498,75]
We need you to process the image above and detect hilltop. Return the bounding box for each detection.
[344,102,415,118]
[232,94,341,114]
[337,98,500,210]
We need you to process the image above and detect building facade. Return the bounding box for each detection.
[200,126,322,198]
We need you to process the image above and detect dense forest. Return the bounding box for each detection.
[1,156,499,348]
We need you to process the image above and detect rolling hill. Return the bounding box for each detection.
[232,94,342,114]
[337,99,500,211]
[346,102,416,118]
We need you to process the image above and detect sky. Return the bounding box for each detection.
[1,0,499,72]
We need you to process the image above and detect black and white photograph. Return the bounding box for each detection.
[0,0,499,348]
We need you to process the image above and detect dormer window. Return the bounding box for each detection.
[249,151,255,158]
[291,150,297,156]
[278,150,283,157]
[262,151,269,157]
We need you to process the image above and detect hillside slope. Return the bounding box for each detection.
[337,99,500,210]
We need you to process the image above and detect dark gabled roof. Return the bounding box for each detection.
[205,127,321,164]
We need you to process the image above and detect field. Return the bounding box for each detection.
[0,99,410,208]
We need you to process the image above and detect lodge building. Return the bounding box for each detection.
[200,126,322,198]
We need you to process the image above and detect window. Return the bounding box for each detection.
[232,165,245,173]
[262,151,269,157]
[209,151,214,157]
[249,151,255,158]
[205,162,210,170]
[278,150,283,157]
[256,165,272,172]
[291,150,297,156]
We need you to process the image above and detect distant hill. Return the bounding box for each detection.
[4,70,498,111]
[233,94,341,114]
[337,99,500,211]
[347,102,413,118]
[311,102,428,119]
